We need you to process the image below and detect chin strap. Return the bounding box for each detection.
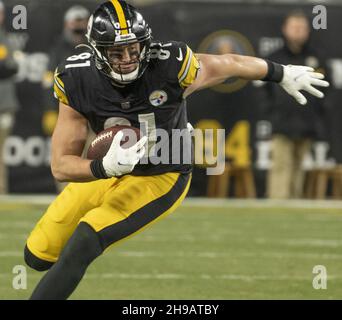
[109,65,140,84]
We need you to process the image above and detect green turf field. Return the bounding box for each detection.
[0,197,342,300]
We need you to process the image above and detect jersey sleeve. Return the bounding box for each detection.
[164,41,200,89]
[176,42,200,89]
[53,61,80,112]
[53,48,93,114]
[53,67,70,106]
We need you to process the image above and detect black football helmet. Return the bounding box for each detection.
[86,0,152,85]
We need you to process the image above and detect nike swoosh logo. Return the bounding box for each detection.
[294,73,306,82]
[118,162,130,166]
[176,48,183,61]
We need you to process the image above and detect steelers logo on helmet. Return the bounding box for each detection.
[149,90,168,107]
[86,0,152,86]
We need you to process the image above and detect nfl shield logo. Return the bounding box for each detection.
[121,101,131,109]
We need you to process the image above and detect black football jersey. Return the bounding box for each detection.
[53,41,200,176]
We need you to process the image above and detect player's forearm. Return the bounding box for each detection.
[51,155,96,183]
[194,53,278,91]
[223,54,269,80]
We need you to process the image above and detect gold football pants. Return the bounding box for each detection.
[26,172,191,262]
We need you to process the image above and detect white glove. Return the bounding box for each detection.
[187,122,194,134]
[102,131,147,177]
[280,65,330,105]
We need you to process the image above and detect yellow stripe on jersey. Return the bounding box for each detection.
[53,82,69,105]
[178,46,191,81]
[53,70,69,105]
[111,0,129,35]
[178,47,200,89]
[54,73,65,91]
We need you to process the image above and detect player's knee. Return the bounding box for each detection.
[24,245,54,272]
[59,222,103,267]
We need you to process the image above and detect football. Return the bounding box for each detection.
[86,125,142,160]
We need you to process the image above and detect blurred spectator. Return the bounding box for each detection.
[264,10,328,199]
[42,5,90,136]
[0,0,19,194]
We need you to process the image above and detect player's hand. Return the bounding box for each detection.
[102,131,147,177]
[280,65,330,105]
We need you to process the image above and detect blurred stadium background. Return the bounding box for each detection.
[0,0,342,299]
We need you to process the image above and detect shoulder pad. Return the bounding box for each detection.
[53,50,93,108]
[150,41,200,89]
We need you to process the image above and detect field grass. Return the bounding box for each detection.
[0,197,342,300]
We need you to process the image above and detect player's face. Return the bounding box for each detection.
[107,42,141,74]
[282,17,310,47]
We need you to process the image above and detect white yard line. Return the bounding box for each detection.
[0,195,56,205]
[252,237,342,247]
[2,250,342,260]
[1,195,342,209]
[183,198,342,209]
[0,251,22,257]
[113,251,342,260]
[0,233,27,240]
[0,272,341,282]
[0,222,35,228]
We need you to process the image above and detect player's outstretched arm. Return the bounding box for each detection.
[51,102,94,182]
[184,53,329,105]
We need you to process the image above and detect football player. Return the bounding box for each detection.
[25,0,329,299]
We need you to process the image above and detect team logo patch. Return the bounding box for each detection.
[149,90,168,107]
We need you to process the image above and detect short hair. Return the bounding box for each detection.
[283,10,309,26]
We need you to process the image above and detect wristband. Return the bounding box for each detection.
[90,159,109,179]
[262,60,284,83]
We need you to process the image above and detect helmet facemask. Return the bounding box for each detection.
[86,13,152,86]
[97,39,151,85]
